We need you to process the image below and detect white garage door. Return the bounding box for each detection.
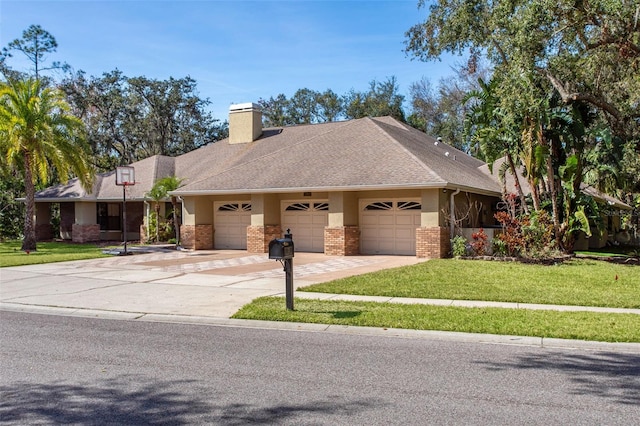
[214,202,251,249]
[281,202,328,253]
[360,200,421,255]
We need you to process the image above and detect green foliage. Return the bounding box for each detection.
[450,235,467,257]
[145,176,182,244]
[0,78,94,251]
[259,77,406,127]
[0,172,24,240]
[491,238,508,256]
[405,0,640,252]
[61,71,227,169]
[408,61,490,152]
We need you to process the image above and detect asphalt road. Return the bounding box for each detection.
[1,311,639,425]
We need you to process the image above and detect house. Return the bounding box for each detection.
[33,103,505,258]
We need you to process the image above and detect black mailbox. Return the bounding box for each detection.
[269,238,294,260]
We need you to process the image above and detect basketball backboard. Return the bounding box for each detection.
[116,166,135,186]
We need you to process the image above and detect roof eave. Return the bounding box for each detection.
[172,183,501,197]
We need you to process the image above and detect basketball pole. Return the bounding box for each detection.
[123,182,128,255]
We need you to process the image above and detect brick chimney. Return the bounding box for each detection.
[229,103,262,144]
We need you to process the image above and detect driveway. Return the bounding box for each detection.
[0,250,426,318]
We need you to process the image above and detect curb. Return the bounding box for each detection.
[2,302,640,354]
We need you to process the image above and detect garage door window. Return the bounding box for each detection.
[218,203,251,212]
[364,201,393,211]
[398,201,421,210]
[285,202,328,212]
[364,201,421,211]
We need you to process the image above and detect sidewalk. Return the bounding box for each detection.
[1,250,639,353]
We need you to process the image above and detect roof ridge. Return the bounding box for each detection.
[182,120,356,190]
[368,117,443,182]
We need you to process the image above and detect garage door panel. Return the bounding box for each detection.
[378,215,395,226]
[395,215,414,226]
[395,228,414,239]
[282,202,328,253]
[361,215,380,226]
[360,199,421,255]
[214,203,251,250]
[377,228,395,239]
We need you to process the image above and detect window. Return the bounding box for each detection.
[97,203,121,231]
[284,202,329,212]
[218,203,251,212]
[364,201,393,211]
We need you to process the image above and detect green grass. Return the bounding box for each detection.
[575,245,639,258]
[298,259,640,308]
[0,241,109,267]
[232,297,640,343]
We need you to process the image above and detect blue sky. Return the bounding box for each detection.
[1,0,462,121]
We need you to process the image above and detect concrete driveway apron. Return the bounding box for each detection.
[0,250,426,318]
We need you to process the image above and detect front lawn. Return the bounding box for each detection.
[0,241,109,267]
[233,297,640,343]
[233,258,640,342]
[298,259,640,308]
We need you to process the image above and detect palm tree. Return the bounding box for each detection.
[0,78,93,251]
[464,78,529,214]
[145,176,183,246]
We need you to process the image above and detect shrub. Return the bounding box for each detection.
[470,228,488,256]
[492,238,508,256]
[451,235,467,258]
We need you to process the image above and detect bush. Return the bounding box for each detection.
[492,238,508,256]
[451,235,467,258]
[470,228,488,256]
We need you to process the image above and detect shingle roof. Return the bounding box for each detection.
[174,116,501,196]
[35,155,175,201]
[36,116,502,201]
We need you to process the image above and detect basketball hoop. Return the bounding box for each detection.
[116,167,135,255]
[116,166,135,186]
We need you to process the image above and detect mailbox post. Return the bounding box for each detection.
[268,229,294,310]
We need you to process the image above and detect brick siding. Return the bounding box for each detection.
[180,224,213,249]
[416,226,450,259]
[247,225,282,253]
[324,226,360,256]
[72,224,100,243]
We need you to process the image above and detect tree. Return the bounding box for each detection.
[145,176,183,245]
[405,0,640,251]
[61,71,227,170]
[258,94,291,127]
[0,78,93,251]
[408,60,490,151]
[344,77,406,122]
[288,88,320,125]
[316,89,343,122]
[0,171,25,240]
[1,24,69,81]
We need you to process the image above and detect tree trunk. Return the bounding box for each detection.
[506,153,529,215]
[546,142,561,248]
[154,203,160,242]
[171,196,180,247]
[21,152,37,252]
